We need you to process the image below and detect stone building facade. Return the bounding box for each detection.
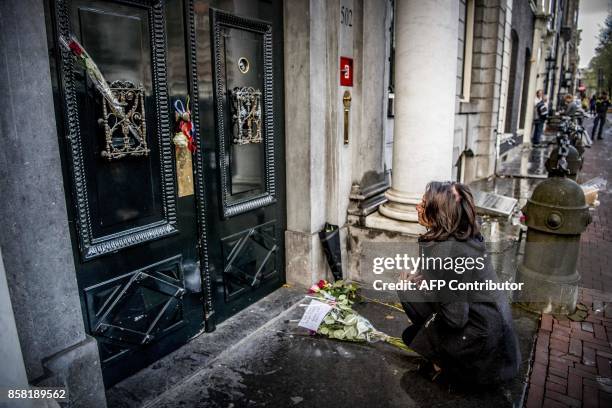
[500,0,535,152]
[537,0,581,112]
[454,0,510,183]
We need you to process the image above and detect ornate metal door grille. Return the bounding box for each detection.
[221,222,278,300]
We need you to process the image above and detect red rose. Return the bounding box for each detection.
[187,136,196,153]
[180,121,192,134]
[68,40,83,56]
[317,279,327,289]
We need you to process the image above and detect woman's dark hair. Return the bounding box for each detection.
[420,181,480,241]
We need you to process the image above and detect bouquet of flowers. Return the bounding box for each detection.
[307,279,358,304]
[301,280,414,353]
[59,34,124,115]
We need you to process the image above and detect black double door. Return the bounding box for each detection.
[47,0,284,386]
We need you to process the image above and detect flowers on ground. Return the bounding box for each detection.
[300,280,414,353]
[308,279,357,299]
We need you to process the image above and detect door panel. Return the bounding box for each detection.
[48,0,207,387]
[210,10,277,218]
[65,0,178,260]
[78,7,161,235]
[84,256,186,348]
[194,1,285,324]
[221,221,278,301]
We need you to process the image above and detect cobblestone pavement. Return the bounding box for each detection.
[526,118,612,408]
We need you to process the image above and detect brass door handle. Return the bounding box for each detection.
[343,91,351,145]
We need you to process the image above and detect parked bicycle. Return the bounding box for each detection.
[557,113,592,158]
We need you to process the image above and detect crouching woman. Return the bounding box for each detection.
[399,181,520,386]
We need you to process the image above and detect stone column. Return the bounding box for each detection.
[375,0,460,233]
[0,1,106,406]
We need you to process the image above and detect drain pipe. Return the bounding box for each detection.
[494,127,501,177]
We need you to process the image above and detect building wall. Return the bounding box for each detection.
[452,0,468,181]
[536,0,581,112]
[0,0,85,381]
[497,0,514,143]
[352,0,390,190]
[505,0,535,140]
[456,0,559,173]
[0,1,106,405]
[550,0,566,110]
[285,0,391,286]
[560,0,580,99]
[454,0,509,182]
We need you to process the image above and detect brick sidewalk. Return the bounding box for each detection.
[526,289,612,408]
[525,118,612,408]
[577,119,612,292]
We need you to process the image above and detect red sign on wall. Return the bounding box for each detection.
[340,56,353,87]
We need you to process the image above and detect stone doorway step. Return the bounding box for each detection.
[105,286,304,408]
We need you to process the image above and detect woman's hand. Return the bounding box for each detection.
[399,270,423,285]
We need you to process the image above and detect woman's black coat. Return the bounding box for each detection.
[401,235,521,385]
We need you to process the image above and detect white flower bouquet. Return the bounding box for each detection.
[301,280,414,353]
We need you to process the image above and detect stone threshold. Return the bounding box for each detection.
[363,212,426,236]
[105,286,305,408]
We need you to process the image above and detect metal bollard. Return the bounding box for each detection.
[545,143,582,180]
[517,175,592,314]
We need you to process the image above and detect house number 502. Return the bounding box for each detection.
[341,6,352,27]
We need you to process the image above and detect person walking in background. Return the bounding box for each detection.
[535,89,542,105]
[592,92,611,140]
[564,94,584,125]
[590,93,597,115]
[564,94,579,117]
[533,94,548,146]
[581,94,589,112]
